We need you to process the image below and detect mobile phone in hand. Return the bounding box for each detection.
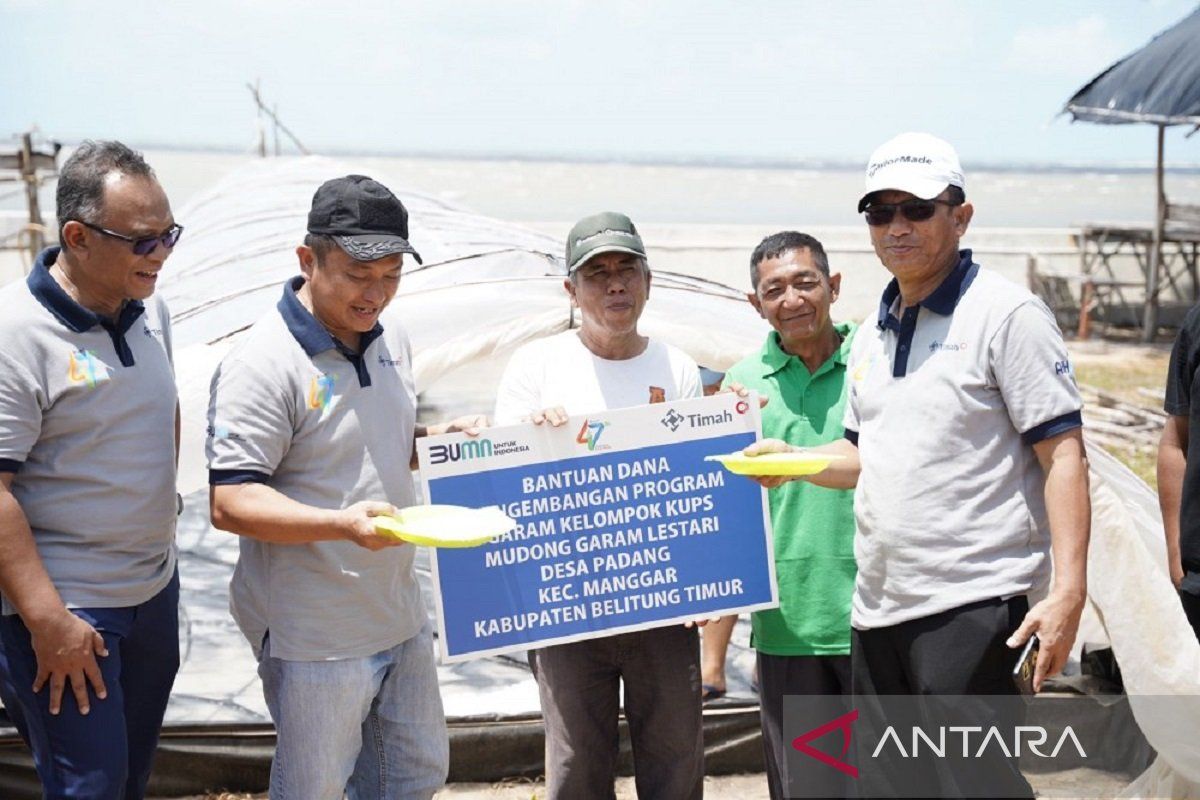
[1012,634,1039,695]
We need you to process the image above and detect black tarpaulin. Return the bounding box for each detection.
[1064,6,1200,126]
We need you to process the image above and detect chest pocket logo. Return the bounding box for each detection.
[68,350,111,388]
[307,374,336,411]
[852,357,872,384]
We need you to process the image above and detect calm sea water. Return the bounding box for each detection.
[134,149,1200,229]
[6,149,1198,321]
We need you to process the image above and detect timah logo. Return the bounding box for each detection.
[660,409,685,432]
[428,439,495,465]
[792,709,859,779]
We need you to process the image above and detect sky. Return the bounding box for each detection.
[2,0,1199,167]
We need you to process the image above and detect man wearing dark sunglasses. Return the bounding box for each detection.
[741,133,1090,797]
[0,140,182,799]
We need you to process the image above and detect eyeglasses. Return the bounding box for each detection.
[76,220,184,255]
[863,199,958,227]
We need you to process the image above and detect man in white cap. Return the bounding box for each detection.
[743,133,1090,796]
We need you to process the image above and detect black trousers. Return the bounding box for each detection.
[1180,589,1200,643]
[757,652,852,800]
[851,596,1033,800]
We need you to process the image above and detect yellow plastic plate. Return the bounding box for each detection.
[374,504,515,548]
[704,451,841,477]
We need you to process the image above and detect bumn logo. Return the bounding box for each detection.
[792,709,859,779]
[660,409,686,432]
[428,439,495,465]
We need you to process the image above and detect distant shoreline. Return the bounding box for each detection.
[53,141,1200,176]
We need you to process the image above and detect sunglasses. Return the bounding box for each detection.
[863,198,958,226]
[77,220,184,255]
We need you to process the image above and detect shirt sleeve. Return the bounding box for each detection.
[493,345,541,426]
[988,299,1083,444]
[0,351,42,472]
[206,354,294,484]
[1165,307,1200,416]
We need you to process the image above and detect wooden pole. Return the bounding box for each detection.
[254,80,266,158]
[245,82,310,156]
[19,132,45,261]
[1143,124,1166,341]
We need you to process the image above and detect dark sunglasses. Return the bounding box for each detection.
[863,198,958,226]
[77,220,184,255]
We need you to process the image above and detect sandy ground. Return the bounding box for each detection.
[179,767,1133,799]
[433,769,1132,799]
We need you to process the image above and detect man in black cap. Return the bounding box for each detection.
[206,175,485,798]
[494,212,705,800]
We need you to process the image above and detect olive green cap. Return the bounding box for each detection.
[565,212,646,273]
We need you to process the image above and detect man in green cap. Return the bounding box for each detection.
[494,212,704,800]
[723,231,857,800]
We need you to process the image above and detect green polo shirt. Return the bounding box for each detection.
[724,321,857,656]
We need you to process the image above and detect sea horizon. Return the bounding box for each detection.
[16,136,1200,175]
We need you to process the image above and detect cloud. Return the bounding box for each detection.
[1005,15,1128,79]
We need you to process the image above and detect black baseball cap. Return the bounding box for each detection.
[307,175,423,264]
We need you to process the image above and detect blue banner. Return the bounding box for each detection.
[420,394,776,661]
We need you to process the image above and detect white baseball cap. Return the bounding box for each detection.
[858,132,965,212]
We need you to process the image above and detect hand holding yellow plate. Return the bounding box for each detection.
[704,450,841,477]
[374,504,515,548]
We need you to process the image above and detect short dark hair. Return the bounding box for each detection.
[56,140,154,246]
[304,232,337,262]
[749,231,829,287]
[945,185,966,205]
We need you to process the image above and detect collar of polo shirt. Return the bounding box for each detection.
[876,249,979,330]
[27,246,147,367]
[760,321,855,379]
[276,276,384,387]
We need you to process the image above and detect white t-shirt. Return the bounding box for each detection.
[494,331,702,423]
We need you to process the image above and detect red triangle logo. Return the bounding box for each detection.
[791,708,859,778]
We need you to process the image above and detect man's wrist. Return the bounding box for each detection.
[321,508,354,541]
[1049,583,1087,604]
[22,599,71,632]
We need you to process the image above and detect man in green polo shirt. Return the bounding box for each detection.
[725,231,856,800]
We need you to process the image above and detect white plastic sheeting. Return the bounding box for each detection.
[1086,442,1200,797]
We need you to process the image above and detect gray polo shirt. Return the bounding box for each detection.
[0,247,178,612]
[843,251,1082,630]
[206,277,424,661]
